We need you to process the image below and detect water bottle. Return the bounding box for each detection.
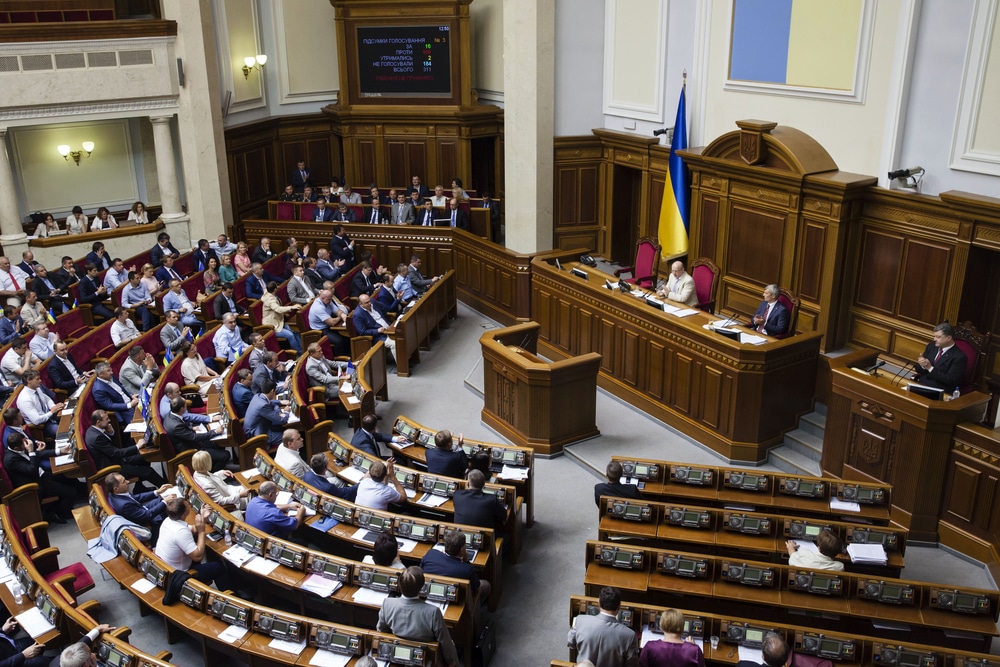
[224,531,233,547]
[12,581,24,604]
[953,387,961,400]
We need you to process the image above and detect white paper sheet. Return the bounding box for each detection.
[268,637,307,655]
[241,469,262,480]
[130,578,156,594]
[15,607,55,639]
[53,454,74,467]
[217,624,249,643]
[222,545,256,566]
[299,574,343,598]
[124,422,147,433]
[352,587,390,606]
[396,537,417,553]
[308,649,352,667]
[244,557,280,576]
[829,498,861,513]
[847,543,887,564]
[345,396,360,405]
[498,465,528,480]
[416,494,448,508]
[738,646,762,663]
[792,540,819,553]
[276,491,293,505]
[339,467,365,484]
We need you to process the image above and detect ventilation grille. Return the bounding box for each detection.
[54,53,86,69]
[87,51,117,67]
[118,49,153,66]
[0,56,18,73]
[20,55,52,71]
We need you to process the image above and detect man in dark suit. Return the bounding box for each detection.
[29,264,66,312]
[419,530,486,601]
[304,453,358,501]
[149,232,180,268]
[154,255,184,286]
[351,262,377,297]
[17,250,37,279]
[369,186,390,206]
[252,352,288,394]
[213,282,246,320]
[302,258,326,292]
[244,379,288,446]
[245,263,278,301]
[3,431,75,522]
[329,225,356,268]
[446,197,469,230]
[231,369,253,418]
[593,460,641,507]
[351,414,401,459]
[104,471,170,530]
[53,256,79,289]
[333,201,357,222]
[79,263,114,320]
[192,239,219,272]
[85,409,164,489]
[48,341,91,391]
[405,175,431,199]
[453,470,506,529]
[93,362,139,423]
[0,615,46,666]
[374,274,402,313]
[313,198,335,222]
[84,241,112,271]
[481,191,501,241]
[407,255,440,295]
[426,430,468,479]
[735,632,790,667]
[291,160,312,190]
[163,396,228,470]
[353,294,396,360]
[416,200,436,227]
[914,322,968,391]
[751,284,789,337]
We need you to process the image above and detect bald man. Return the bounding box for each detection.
[657,261,698,308]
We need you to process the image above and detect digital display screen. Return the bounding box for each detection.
[221,603,243,624]
[683,512,702,523]
[744,518,760,531]
[394,646,413,659]
[429,583,446,596]
[299,489,317,505]
[882,585,901,599]
[397,423,416,439]
[239,532,263,553]
[900,652,925,667]
[821,640,841,653]
[332,443,348,460]
[635,464,649,476]
[624,506,642,519]
[276,475,292,490]
[411,525,427,538]
[358,458,373,472]
[743,568,762,582]
[805,525,821,537]
[368,516,386,530]
[330,634,350,648]
[357,26,452,97]
[746,629,763,643]
[857,488,875,501]
[395,471,410,484]
[688,470,705,481]
[677,559,696,575]
[271,619,290,636]
[434,481,449,493]
[743,475,762,486]
[331,505,351,521]
[372,573,392,587]
[615,552,633,565]
[955,593,978,609]
[106,647,128,667]
[800,482,818,494]
[502,450,520,464]
[812,578,832,591]
[211,515,228,532]
[683,620,690,632]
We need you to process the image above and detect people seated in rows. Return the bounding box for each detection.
[451,178,470,201]
[247,333,266,371]
[286,265,317,305]
[245,262,277,301]
[329,225,356,268]
[34,212,59,238]
[19,291,47,330]
[351,414,404,460]
[261,280,303,354]
[85,241,112,271]
[18,250,37,278]
[274,428,308,478]
[364,532,404,569]
[375,273,403,313]
[313,197,334,222]
[192,238,219,272]
[29,321,58,360]
[217,252,239,284]
[356,458,405,511]
[163,395,228,471]
[1,337,39,384]
[126,200,149,225]
[751,284,789,337]
[162,279,203,334]
[420,529,488,605]
[340,184,362,205]
[0,256,26,308]
[568,585,638,667]
[17,370,64,440]
[213,281,244,321]
[416,199,436,227]
[245,378,289,446]
[93,361,139,424]
[118,272,156,332]
[246,479,304,539]
[191,450,249,515]
[352,261,383,298]
[65,206,88,234]
[252,237,276,265]
[103,257,132,290]
[231,368,253,419]
[785,528,844,572]
[48,341,91,391]
[409,190,424,209]
[0,307,27,345]
[315,249,346,282]
[426,430,468,479]
[391,192,416,225]
[30,265,68,313]
[377,566,459,667]
[453,470,506,529]
[394,263,417,302]
[155,496,232,592]
[354,293,397,360]
[640,608,705,667]
[446,197,469,230]
[91,206,117,231]
[202,260,220,296]
[369,186,388,207]
[119,345,158,398]
[110,307,141,347]
[407,255,441,294]
[55,256,79,288]
[104,472,171,534]
[301,257,325,292]
[150,232,180,268]
[304,342,347,398]
[4,430,75,521]
[79,263,114,321]
[304,453,358,501]
[233,241,252,276]
[431,185,447,207]
[85,409,164,490]
[406,175,431,199]
[180,340,219,398]
[914,322,967,391]
[211,233,238,257]
[300,185,316,203]
[155,255,184,287]
[594,460,641,506]
[157,383,221,430]
[308,289,350,357]
[334,200,356,222]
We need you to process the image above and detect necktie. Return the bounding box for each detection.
[758,304,772,333]
[371,208,378,223]
[451,211,457,227]
[10,272,19,290]
[424,212,431,226]
[35,390,47,417]
[170,269,181,281]
[934,348,943,364]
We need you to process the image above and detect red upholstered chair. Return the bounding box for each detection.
[952,321,988,395]
[614,236,661,289]
[276,202,294,221]
[775,288,799,339]
[690,258,720,313]
[300,203,317,221]
[349,205,363,220]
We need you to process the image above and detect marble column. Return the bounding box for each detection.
[503,0,555,253]
[150,116,183,218]
[0,128,28,260]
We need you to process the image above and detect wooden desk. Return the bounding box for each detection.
[393,269,457,377]
[530,258,823,462]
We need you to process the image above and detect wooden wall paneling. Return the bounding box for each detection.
[644,339,666,401]
[356,139,378,188]
[897,239,951,326]
[726,203,786,285]
[386,141,408,187]
[855,229,903,314]
[698,196,720,264]
[939,426,1000,572]
[438,140,458,186]
[798,221,825,302]
[552,136,604,252]
[579,166,599,225]
[306,138,333,184]
[673,352,693,415]
[556,168,579,225]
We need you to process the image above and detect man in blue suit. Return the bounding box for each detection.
[0,306,25,344]
[79,263,115,320]
[84,241,112,271]
[104,471,171,531]
[232,369,253,418]
[244,263,277,301]
[154,255,185,286]
[353,294,396,360]
[419,529,486,600]
[350,413,403,459]
[374,273,402,313]
[149,232,180,268]
[750,284,789,337]
[192,239,219,272]
[304,453,358,501]
[313,198,335,222]
[315,249,345,283]
[93,361,139,424]
[244,379,289,446]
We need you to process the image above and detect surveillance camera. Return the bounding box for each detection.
[887,166,924,180]
[652,128,669,137]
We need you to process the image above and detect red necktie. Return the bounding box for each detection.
[10,273,19,291]
[934,348,943,364]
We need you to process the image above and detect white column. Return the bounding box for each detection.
[149,115,183,218]
[503,0,555,253]
[0,128,27,247]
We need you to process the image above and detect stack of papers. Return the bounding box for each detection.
[416,494,448,508]
[222,545,256,567]
[245,558,280,576]
[830,498,861,513]
[53,454,74,467]
[309,650,352,667]
[15,607,55,638]
[269,637,307,655]
[498,465,529,481]
[217,624,248,644]
[124,422,147,433]
[339,467,365,484]
[847,543,887,565]
[791,540,819,553]
[130,578,157,594]
[352,587,389,606]
[300,573,343,598]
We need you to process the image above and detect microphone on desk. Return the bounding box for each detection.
[716,313,737,329]
[865,360,886,375]
[889,362,914,386]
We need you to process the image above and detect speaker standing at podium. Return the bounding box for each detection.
[913,322,967,391]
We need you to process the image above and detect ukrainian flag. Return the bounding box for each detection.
[46,308,56,324]
[657,82,690,259]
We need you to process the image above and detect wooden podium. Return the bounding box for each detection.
[480,322,601,456]
[821,350,990,541]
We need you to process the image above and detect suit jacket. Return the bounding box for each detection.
[306,356,342,395]
[245,273,275,301]
[415,208,437,227]
[291,168,312,189]
[594,482,642,507]
[567,612,639,667]
[93,377,134,423]
[163,411,215,452]
[351,270,376,297]
[304,268,326,292]
[426,448,468,479]
[160,324,187,353]
[446,208,469,231]
[408,265,435,292]
[155,265,184,286]
[17,260,35,279]
[663,272,699,307]
[30,274,64,307]
[78,275,108,307]
[374,285,401,313]
[243,393,287,445]
[286,277,317,305]
[3,450,46,489]
[192,248,219,271]
[213,294,246,321]
[313,206,335,222]
[85,425,144,470]
[315,259,342,283]
[420,547,480,595]
[252,364,286,394]
[333,208,357,222]
[108,490,165,526]
[119,358,153,397]
[303,470,358,501]
[149,243,179,268]
[915,343,968,390]
[390,202,416,225]
[251,245,275,265]
[0,317,24,345]
[232,383,253,418]
[405,184,431,198]
[350,428,391,459]
[377,597,459,667]
[328,235,355,268]
[453,488,506,529]
[53,267,79,289]
[48,353,83,391]
[84,251,111,271]
[364,205,388,224]
[752,300,790,337]
[353,304,391,342]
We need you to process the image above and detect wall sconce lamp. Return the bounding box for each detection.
[242,54,267,79]
[57,141,95,166]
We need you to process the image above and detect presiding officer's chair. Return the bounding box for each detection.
[690,257,720,312]
[614,236,661,289]
[775,288,799,339]
[952,320,988,395]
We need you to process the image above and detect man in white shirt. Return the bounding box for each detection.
[0,256,25,307]
[110,307,141,346]
[430,185,448,207]
[274,429,309,479]
[28,321,58,360]
[213,313,246,363]
[355,458,405,510]
[1,337,38,385]
[103,258,131,290]
[210,234,238,257]
[16,369,65,439]
[155,497,231,590]
[287,265,317,305]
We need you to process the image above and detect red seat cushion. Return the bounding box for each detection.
[954,339,977,391]
[46,562,95,594]
[692,265,715,307]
